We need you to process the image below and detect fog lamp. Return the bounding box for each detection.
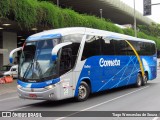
[45,85,55,90]
[49,93,54,98]
[17,85,22,89]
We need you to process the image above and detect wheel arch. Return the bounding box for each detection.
[74,77,92,97]
[81,78,92,93]
[144,71,149,79]
[138,70,149,78]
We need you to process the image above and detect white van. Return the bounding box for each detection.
[4,65,18,78]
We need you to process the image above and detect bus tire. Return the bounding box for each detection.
[142,73,148,86]
[135,73,142,87]
[76,81,90,102]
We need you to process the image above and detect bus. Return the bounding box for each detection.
[10,27,157,101]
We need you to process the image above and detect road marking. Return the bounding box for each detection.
[152,117,159,120]
[0,96,18,102]
[9,106,31,111]
[56,86,149,120]
[0,90,17,96]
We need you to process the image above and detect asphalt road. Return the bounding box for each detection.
[0,70,160,120]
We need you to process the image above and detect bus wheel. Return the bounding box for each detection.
[76,81,90,102]
[135,73,142,87]
[142,73,148,86]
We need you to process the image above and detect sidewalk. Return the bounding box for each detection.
[0,80,17,95]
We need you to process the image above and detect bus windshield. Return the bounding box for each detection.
[19,39,61,82]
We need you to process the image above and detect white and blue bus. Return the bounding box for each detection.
[10,27,157,101]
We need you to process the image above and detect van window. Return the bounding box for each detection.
[11,68,17,71]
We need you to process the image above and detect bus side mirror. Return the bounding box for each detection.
[52,55,58,61]
[9,47,22,63]
[51,42,72,61]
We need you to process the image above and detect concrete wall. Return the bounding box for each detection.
[3,32,17,65]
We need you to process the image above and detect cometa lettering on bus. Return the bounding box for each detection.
[99,58,121,67]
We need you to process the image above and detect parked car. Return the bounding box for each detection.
[0,65,12,77]
[4,65,18,78]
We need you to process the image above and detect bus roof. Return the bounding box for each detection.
[26,27,155,44]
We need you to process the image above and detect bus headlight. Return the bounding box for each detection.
[45,85,55,90]
[17,85,22,89]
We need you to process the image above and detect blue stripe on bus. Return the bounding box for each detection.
[26,34,62,41]
[17,78,60,88]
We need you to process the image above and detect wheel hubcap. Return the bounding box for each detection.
[144,76,147,83]
[78,85,87,99]
[138,76,141,86]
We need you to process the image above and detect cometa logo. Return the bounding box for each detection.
[99,58,120,67]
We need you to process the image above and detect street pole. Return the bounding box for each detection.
[57,0,59,7]
[134,0,137,37]
[100,9,103,19]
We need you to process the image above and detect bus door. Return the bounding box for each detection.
[59,46,74,99]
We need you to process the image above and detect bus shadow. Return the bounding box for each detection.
[89,82,157,99]
[89,85,141,99]
[27,98,76,108]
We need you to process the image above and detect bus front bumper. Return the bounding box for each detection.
[17,84,61,101]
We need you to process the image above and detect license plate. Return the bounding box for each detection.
[29,94,37,98]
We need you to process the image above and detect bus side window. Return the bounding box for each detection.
[128,40,156,56]
[81,36,101,60]
[101,39,115,55]
[139,42,156,55]
[71,43,80,67]
[60,47,72,74]
[114,40,128,55]
[59,43,80,75]
[150,43,156,55]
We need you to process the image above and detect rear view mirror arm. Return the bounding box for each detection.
[9,47,22,63]
[51,42,72,61]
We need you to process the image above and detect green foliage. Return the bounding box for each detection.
[13,0,38,27]
[0,0,123,31]
[137,32,160,48]
[138,23,160,37]
[123,28,134,36]
[38,2,62,28]
[122,28,160,49]
[0,0,160,49]
[38,0,52,1]
[0,0,10,17]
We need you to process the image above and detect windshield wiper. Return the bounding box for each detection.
[35,61,43,80]
[22,61,33,81]
[22,61,43,81]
